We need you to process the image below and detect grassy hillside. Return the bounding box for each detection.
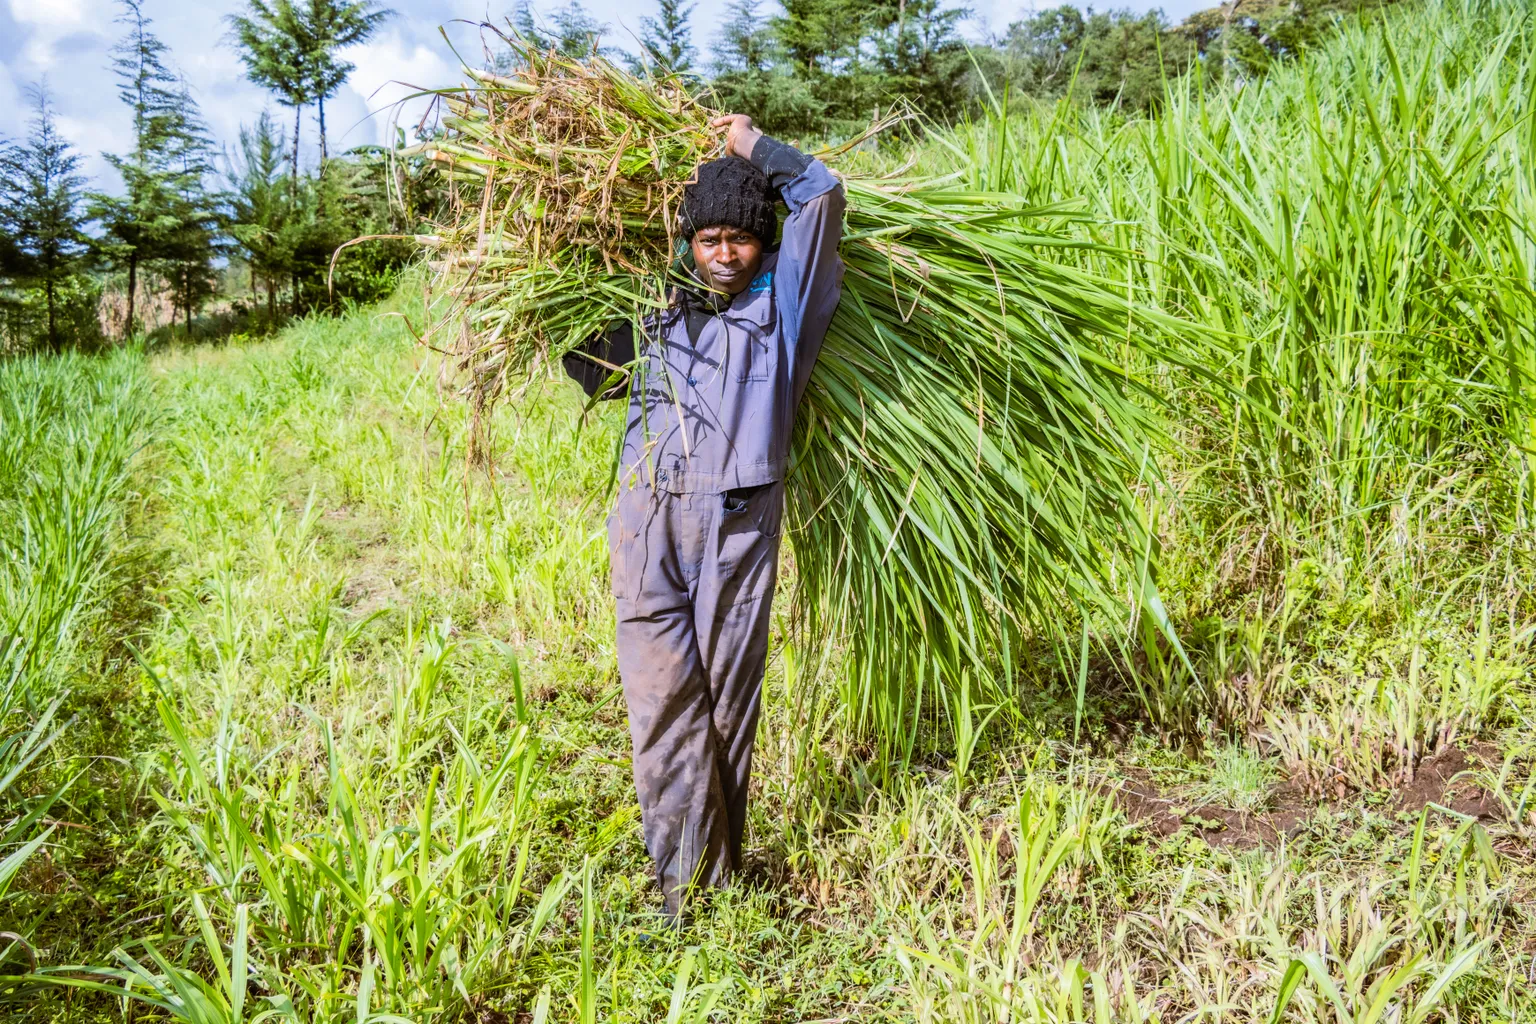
[3,0,1534,1020]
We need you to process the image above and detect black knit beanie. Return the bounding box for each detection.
[680,156,777,245]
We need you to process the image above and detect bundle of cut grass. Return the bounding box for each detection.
[408,32,1181,751]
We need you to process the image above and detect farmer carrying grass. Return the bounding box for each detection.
[563,115,845,921]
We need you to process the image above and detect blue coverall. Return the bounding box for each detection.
[564,137,845,906]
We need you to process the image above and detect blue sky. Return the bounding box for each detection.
[0,0,1208,191]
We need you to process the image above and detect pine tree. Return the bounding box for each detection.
[712,0,770,74]
[155,79,221,335]
[300,0,393,163]
[0,135,19,283]
[771,0,876,75]
[549,1,607,57]
[870,0,969,120]
[510,0,552,50]
[504,2,606,61]
[229,0,315,188]
[709,0,824,134]
[2,86,92,351]
[637,0,696,74]
[226,110,294,319]
[92,0,187,336]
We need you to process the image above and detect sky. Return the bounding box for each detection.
[0,0,1208,193]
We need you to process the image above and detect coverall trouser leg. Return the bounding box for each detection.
[608,482,783,909]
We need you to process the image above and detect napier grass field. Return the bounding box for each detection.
[5,0,1536,1019]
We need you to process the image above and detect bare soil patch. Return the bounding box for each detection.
[1117,773,1312,848]
[1392,742,1500,819]
[1117,743,1500,849]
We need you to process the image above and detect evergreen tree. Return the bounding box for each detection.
[636,0,696,75]
[771,0,875,75]
[0,135,19,283]
[300,0,393,163]
[870,0,970,120]
[548,1,607,56]
[92,0,187,335]
[498,2,607,67]
[156,79,221,335]
[712,0,771,74]
[507,1,607,56]
[712,0,765,74]
[709,0,824,134]
[229,0,315,187]
[225,110,294,319]
[2,86,92,351]
[510,0,552,49]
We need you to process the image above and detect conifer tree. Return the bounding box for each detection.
[510,0,552,49]
[637,0,696,74]
[156,80,221,335]
[0,135,19,283]
[549,1,607,57]
[300,0,393,163]
[506,2,606,61]
[226,110,294,319]
[92,0,187,335]
[2,86,92,351]
[712,0,770,74]
[229,0,315,188]
[771,0,873,75]
[870,0,969,120]
[709,0,823,134]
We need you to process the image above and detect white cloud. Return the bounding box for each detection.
[10,0,91,30]
[340,29,462,147]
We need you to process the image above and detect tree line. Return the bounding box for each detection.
[0,0,404,354]
[1,0,1400,353]
[515,0,1405,136]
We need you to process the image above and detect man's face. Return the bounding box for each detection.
[690,225,764,296]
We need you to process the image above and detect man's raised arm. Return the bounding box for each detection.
[712,115,846,402]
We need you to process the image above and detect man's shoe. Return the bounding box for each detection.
[635,908,684,946]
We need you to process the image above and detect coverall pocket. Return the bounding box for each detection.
[721,481,783,539]
[728,313,776,383]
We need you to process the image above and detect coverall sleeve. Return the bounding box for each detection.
[747,135,846,402]
[561,321,635,400]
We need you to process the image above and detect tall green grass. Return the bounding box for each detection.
[0,349,151,955]
[923,0,1536,736]
[8,1,1536,1019]
[0,350,151,698]
[12,274,1529,1021]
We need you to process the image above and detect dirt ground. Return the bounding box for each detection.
[1116,743,1502,849]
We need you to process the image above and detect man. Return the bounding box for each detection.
[563,114,845,920]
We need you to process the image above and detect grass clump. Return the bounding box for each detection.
[413,32,1192,753]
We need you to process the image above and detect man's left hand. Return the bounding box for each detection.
[711,114,763,162]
